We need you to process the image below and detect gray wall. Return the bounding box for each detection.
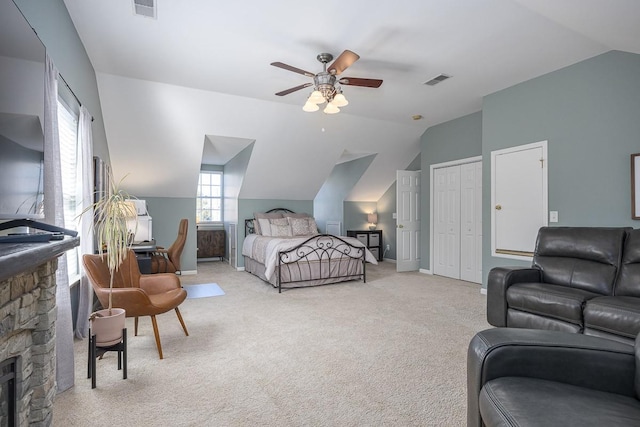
[343,201,377,235]
[143,197,197,272]
[314,155,376,233]
[420,112,483,270]
[482,50,640,285]
[15,0,110,163]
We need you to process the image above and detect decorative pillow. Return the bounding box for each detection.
[288,217,311,236]
[284,213,311,219]
[269,218,292,237]
[257,218,273,236]
[307,218,319,234]
[253,212,284,235]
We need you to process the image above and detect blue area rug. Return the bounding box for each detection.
[183,283,225,299]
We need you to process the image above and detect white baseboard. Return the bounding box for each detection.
[419,268,433,275]
[236,266,245,272]
[382,258,396,263]
[180,270,197,276]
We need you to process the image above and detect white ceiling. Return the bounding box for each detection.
[62,0,640,201]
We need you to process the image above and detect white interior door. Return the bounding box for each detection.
[491,141,548,259]
[460,162,482,283]
[433,165,461,278]
[431,158,482,283]
[396,170,421,272]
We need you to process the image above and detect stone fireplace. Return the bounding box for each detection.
[0,237,79,426]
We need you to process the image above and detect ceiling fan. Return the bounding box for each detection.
[271,50,383,114]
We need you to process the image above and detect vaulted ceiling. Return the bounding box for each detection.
[62,0,640,201]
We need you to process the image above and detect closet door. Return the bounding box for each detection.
[434,165,460,278]
[460,162,482,283]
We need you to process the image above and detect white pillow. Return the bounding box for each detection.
[257,218,273,236]
[269,218,292,237]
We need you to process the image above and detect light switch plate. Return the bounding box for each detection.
[392,213,397,219]
[550,211,558,223]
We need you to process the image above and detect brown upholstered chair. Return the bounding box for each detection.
[83,249,189,359]
[151,218,188,274]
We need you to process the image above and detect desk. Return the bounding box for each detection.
[131,240,156,274]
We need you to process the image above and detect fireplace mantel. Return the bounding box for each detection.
[0,236,80,283]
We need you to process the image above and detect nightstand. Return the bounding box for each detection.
[347,230,382,261]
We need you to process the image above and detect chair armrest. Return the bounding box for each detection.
[139,273,181,294]
[486,266,541,326]
[467,328,636,427]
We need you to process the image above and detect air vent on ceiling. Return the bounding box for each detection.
[133,0,156,19]
[424,74,451,86]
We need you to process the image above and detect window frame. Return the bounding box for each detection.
[57,96,82,286]
[196,170,223,224]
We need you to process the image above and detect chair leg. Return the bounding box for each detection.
[175,307,189,336]
[134,317,139,336]
[90,335,97,389]
[122,328,127,379]
[150,315,164,359]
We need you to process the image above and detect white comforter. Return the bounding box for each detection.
[242,234,377,280]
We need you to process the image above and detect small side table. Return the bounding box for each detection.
[88,327,128,389]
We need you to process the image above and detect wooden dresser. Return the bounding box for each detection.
[197,229,225,260]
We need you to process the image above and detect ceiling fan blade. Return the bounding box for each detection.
[271,62,315,78]
[339,77,383,88]
[328,50,360,75]
[275,83,313,96]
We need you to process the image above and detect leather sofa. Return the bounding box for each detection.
[467,328,640,426]
[487,226,640,345]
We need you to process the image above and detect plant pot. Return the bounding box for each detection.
[90,308,126,347]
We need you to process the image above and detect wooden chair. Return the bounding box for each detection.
[83,249,189,359]
[151,218,188,274]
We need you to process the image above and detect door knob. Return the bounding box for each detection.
[398,224,404,228]
[495,204,502,210]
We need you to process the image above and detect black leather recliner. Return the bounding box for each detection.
[487,227,640,345]
[467,328,640,426]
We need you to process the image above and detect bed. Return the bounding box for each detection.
[242,209,378,292]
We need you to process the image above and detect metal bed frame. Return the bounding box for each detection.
[244,209,367,293]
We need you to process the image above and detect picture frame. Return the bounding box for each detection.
[632,153,640,220]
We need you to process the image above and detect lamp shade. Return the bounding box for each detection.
[308,90,325,104]
[332,93,349,107]
[368,213,378,224]
[303,101,320,112]
[323,103,340,114]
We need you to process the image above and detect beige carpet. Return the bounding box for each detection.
[53,261,490,426]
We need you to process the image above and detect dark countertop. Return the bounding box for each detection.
[0,236,80,282]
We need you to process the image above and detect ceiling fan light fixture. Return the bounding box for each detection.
[323,103,340,114]
[303,101,320,112]
[308,90,325,104]
[332,92,349,107]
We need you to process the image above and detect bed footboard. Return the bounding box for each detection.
[275,234,366,293]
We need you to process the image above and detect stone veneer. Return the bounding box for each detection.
[0,259,58,426]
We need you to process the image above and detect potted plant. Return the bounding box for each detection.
[82,173,137,346]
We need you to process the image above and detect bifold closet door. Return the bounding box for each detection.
[460,162,482,283]
[434,165,461,278]
[433,161,482,283]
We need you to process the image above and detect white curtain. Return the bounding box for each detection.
[75,106,94,339]
[44,55,75,393]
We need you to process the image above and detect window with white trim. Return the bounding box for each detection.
[196,171,223,223]
[58,98,82,284]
